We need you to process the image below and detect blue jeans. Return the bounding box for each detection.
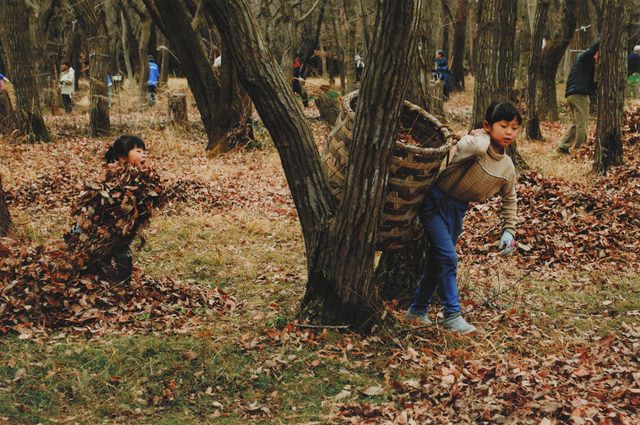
[409,186,468,316]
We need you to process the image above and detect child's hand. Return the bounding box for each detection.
[498,231,516,256]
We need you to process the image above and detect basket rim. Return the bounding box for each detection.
[341,90,457,157]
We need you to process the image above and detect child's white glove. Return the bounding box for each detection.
[498,230,516,256]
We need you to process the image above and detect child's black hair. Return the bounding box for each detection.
[484,101,523,126]
[105,135,145,163]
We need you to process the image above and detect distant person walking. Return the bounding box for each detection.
[292,54,309,108]
[557,39,600,154]
[434,50,452,101]
[147,55,159,105]
[355,54,365,82]
[59,60,75,113]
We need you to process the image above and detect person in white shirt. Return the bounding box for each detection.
[59,60,75,113]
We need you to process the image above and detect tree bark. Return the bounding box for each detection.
[0,91,16,134]
[158,34,170,87]
[593,0,628,174]
[168,93,188,124]
[538,0,577,120]
[450,0,468,92]
[0,176,10,237]
[470,0,518,129]
[138,18,152,102]
[0,0,51,142]
[525,0,550,140]
[71,0,111,136]
[342,0,358,91]
[206,0,421,331]
[144,0,251,153]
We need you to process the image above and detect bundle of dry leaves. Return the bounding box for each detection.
[0,164,237,334]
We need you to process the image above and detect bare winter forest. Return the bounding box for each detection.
[0,0,639,423]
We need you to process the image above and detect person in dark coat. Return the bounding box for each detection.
[292,54,309,107]
[557,39,600,154]
[629,45,640,76]
[434,50,452,101]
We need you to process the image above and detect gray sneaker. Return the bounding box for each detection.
[442,315,476,334]
[406,309,432,325]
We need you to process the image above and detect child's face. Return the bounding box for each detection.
[126,147,146,166]
[483,118,520,149]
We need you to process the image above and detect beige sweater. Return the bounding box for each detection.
[437,130,518,235]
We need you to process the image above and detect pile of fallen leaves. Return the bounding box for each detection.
[0,164,238,334]
[64,163,166,269]
[334,318,639,423]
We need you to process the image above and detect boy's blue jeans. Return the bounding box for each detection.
[409,186,468,316]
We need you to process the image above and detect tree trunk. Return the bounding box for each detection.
[72,0,111,136]
[144,0,251,153]
[0,0,51,142]
[0,176,10,237]
[450,0,468,92]
[441,0,452,57]
[120,9,134,83]
[358,0,370,53]
[470,0,518,129]
[538,0,577,120]
[0,91,16,134]
[593,0,628,174]
[330,0,347,94]
[206,0,421,331]
[168,93,188,124]
[138,18,152,102]
[158,34,170,87]
[342,0,358,91]
[525,0,550,140]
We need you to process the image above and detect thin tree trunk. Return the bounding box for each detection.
[525,0,550,140]
[358,0,370,53]
[120,10,134,82]
[158,34,170,87]
[342,0,357,91]
[206,0,422,331]
[330,0,346,94]
[71,0,111,136]
[0,176,10,237]
[538,0,578,120]
[138,18,152,102]
[0,0,51,142]
[470,0,517,129]
[450,0,468,92]
[593,0,628,174]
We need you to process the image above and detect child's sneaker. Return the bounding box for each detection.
[442,314,476,334]
[406,309,432,325]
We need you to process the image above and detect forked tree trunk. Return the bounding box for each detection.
[450,0,468,92]
[206,0,421,331]
[72,0,111,136]
[538,0,577,120]
[470,0,517,129]
[525,0,550,140]
[143,0,251,153]
[0,0,51,142]
[593,0,628,174]
[0,176,10,237]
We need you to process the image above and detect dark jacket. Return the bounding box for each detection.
[565,40,600,97]
[628,52,640,76]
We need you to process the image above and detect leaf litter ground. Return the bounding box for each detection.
[0,83,638,423]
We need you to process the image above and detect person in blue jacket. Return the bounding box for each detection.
[147,55,159,105]
[434,50,452,101]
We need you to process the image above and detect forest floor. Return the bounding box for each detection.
[0,77,639,424]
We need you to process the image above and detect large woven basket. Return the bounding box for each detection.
[321,91,456,249]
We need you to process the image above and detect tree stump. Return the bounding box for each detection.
[315,94,341,126]
[168,93,188,124]
[0,176,11,236]
[0,90,16,135]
